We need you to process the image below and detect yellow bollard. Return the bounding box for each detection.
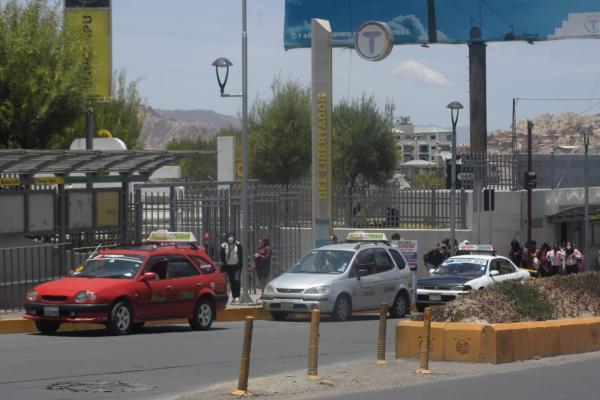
[376,303,388,364]
[416,307,432,374]
[232,316,254,397]
[307,308,321,380]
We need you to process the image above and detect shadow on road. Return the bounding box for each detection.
[27,325,230,337]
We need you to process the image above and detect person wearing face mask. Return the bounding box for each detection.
[220,233,243,303]
[562,242,582,275]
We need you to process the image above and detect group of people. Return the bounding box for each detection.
[509,239,584,276]
[219,234,272,303]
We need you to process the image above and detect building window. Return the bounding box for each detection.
[430,135,436,140]
[447,134,452,141]
[419,144,429,161]
[403,145,414,162]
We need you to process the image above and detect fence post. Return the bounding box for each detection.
[376,303,388,364]
[134,188,142,244]
[417,307,432,374]
[430,189,437,229]
[169,185,177,232]
[232,316,254,397]
[308,308,321,379]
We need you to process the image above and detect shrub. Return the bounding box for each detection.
[495,282,554,321]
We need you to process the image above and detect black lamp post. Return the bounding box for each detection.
[447,101,464,249]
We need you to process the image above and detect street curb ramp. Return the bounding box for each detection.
[0,306,269,334]
[396,317,600,364]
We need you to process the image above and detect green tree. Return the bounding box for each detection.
[414,171,445,189]
[249,77,311,184]
[332,95,398,189]
[167,136,218,181]
[0,0,91,148]
[53,71,146,149]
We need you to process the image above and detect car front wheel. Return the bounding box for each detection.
[35,320,61,335]
[107,300,133,335]
[331,294,352,321]
[270,311,288,321]
[189,298,214,331]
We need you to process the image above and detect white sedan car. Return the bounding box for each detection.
[416,254,531,311]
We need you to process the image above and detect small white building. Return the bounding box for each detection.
[394,117,453,163]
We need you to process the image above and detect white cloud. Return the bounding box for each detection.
[392,60,448,85]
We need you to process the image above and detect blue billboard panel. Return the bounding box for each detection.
[284,0,600,48]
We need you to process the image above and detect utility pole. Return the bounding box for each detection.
[527,120,533,244]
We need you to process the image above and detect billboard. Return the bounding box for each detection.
[284,0,600,49]
[65,0,112,98]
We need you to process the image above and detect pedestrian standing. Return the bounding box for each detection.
[538,243,551,277]
[546,244,563,276]
[424,243,449,270]
[509,239,523,268]
[253,237,272,292]
[563,242,582,274]
[220,233,243,303]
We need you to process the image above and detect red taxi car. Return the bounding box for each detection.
[24,231,228,335]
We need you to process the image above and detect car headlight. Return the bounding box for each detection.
[304,286,330,295]
[75,291,97,303]
[26,290,38,302]
[263,285,275,295]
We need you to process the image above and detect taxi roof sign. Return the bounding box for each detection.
[345,231,389,242]
[147,230,197,244]
[458,244,496,253]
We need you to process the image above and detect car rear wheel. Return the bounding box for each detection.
[331,294,352,322]
[270,311,288,321]
[389,292,409,318]
[35,320,61,335]
[189,298,214,331]
[107,300,133,335]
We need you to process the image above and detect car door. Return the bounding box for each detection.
[166,254,202,317]
[373,248,398,305]
[136,255,175,319]
[349,249,379,310]
[489,258,518,284]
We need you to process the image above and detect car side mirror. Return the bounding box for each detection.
[139,272,158,282]
[490,270,500,277]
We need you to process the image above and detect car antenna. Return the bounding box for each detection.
[86,243,103,262]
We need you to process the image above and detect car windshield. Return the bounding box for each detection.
[73,254,145,279]
[433,258,487,276]
[290,250,354,274]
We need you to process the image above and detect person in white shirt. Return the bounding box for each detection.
[563,242,582,274]
[546,245,564,276]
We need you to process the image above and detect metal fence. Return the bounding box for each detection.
[0,243,107,313]
[459,153,600,190]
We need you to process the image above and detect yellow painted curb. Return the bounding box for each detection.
[397,317,600,364]
[0,306,269,334]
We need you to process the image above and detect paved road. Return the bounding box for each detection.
[321,355,600,400]
[0,315,396,400]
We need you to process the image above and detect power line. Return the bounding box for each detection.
[516,97,600,101]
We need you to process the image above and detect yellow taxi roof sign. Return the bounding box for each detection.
[345,231,389,242]
[147,230,197,243]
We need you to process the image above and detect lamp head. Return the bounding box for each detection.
[446,101,464,111]
[212,57,234,95]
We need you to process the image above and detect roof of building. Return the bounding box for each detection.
[414,125,452,134]
[0,149,208,177]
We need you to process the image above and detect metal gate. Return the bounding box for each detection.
[131,182,306,287]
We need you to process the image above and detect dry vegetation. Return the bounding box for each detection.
[431,272,600,324]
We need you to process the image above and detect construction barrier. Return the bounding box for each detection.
[396,317,600,364]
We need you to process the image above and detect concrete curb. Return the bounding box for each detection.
[396,317,600,364]
[0,306,269,334]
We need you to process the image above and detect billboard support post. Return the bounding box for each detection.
[311,19,333,248]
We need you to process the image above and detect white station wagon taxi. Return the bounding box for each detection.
[416,244,531,311]
[261,232,411,321]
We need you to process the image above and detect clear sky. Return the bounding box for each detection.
[108,0,600,132]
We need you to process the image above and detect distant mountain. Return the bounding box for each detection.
[142,107,241,150]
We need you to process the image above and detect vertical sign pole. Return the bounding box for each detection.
[311,19,333,248]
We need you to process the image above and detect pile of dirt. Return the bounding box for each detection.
[432,272,600,324]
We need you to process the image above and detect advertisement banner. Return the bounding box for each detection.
[284,0,600,48]
[65,0,112,98]
[395,240,418,271]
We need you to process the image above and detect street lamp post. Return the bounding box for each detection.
[447,101,463,251]
[211,0,252,304]
[584,128,592,270]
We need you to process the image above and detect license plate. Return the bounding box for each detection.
[280,303,293,312]
[429,294,442,302]
[43,306,59,317]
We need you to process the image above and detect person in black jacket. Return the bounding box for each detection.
[424,243,449,270]
[220,233,243,303]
